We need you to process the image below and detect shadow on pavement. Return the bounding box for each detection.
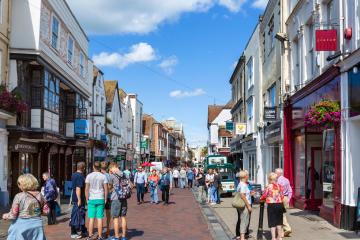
[337,232,360,239]
[127,228,144,239]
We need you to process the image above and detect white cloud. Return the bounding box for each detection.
[167,117,177,121]
[170,88,206,98]
[66,0,247,35]
[218,0,247,12]
[252,0,269,9]
[159,56,178,74]
[93,42,156,69]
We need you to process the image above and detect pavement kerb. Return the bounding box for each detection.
[192,188,233,240]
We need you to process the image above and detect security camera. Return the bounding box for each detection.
[275,32,288,42]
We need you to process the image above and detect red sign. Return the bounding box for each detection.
[316,29,337,51]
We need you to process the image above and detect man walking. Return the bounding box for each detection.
[85,161,108,240]
[195,168,206,203]
[276,168,292,237]
[134,167,147,204]
[172,168,179,188]
[42,172,58,225]
[160,168,172,205]
[214,169,222,204]
[187,167,195,189]
[70,162,87,239]
[109,162,130,240]
[100,161,111,238]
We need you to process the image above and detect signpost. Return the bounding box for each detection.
[257,201,265,240]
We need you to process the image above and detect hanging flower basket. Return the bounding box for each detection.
[0,86,28,114]
[304,100,341,128]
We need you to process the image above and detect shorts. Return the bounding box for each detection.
[111,200,128,218]
[87,199,105,219]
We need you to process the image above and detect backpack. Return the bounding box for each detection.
[114,174,132,200]
[160,173,171,186]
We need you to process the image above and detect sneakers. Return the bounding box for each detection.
[70,234,82,239]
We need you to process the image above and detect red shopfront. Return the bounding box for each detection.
[284,67,342,227]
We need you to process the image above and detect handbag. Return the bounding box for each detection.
[232,192,245,209]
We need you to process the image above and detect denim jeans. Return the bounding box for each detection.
[180,178,186,188]
[150,187,158,203]
[136,183,145,202]
[210,186,217,203]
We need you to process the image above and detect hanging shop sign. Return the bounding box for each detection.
[141,140,148,149]
[74,119,89,136]
[316,29,337,51]
[226,122,234,132]
[235,123,246,135]
[264,107,277,121]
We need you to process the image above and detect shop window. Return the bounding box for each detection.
[323,129,335,208]
[349,67,360,117]
[248,153,256,182]
[294,134,306,197]
[31,70,42,107]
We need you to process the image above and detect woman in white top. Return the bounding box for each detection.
[235,171,252,240]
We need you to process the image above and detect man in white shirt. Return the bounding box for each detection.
[172,168,180,188]
[85,161,108,239]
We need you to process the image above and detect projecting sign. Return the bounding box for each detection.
[264,107,277,121]
[226,122,234,132]
[235,123,246,135]
[316,29,337,51]
[74,119,89,136]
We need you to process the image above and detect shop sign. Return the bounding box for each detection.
[265,121,281,140]
[9,142,38,153]
[226,122,234,132]
[235,123,246,135]
[74,119,89,136]
[264,107,277,121]
[315,29,337,51]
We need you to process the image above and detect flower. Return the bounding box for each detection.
[0,86,28,114]
[304,100,340,128]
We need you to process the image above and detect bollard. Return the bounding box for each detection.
[257,201,265,240]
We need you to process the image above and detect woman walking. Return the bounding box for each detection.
[235,171,252,240]
[148,169,160,204]
[2,174,49,240]
[260,172,285,240]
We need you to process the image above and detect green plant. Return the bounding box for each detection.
[106,117,112,124]
[304,100,341,128]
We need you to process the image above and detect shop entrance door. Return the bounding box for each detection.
[10,153,34,199]
[306,147,323,209]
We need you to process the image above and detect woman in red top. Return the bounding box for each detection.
[260,172,285,240]
[148,169,160,204]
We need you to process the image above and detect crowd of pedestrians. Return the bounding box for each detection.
[1,162,198,240]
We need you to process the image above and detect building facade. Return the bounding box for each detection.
[0,0,12,207]
[7,0,92,200]
[128,94,143,165]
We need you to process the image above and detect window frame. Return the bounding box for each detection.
[51,15,60,50]
[79,52,85,77]
[43,70,60,113]
[268,84,277,107]
[67,36,74,65]
[246,57,254,89]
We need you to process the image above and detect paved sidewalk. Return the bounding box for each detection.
[212,196,360,240]
[2,188,212,240]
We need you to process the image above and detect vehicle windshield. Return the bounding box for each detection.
[218,168,234,181]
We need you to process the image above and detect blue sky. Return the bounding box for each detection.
[67,0,268,146]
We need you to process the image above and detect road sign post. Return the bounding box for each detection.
[257,201,265,240]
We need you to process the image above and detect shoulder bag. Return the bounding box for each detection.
[232,192,245,209]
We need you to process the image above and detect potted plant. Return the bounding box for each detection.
[304,100,341,129]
